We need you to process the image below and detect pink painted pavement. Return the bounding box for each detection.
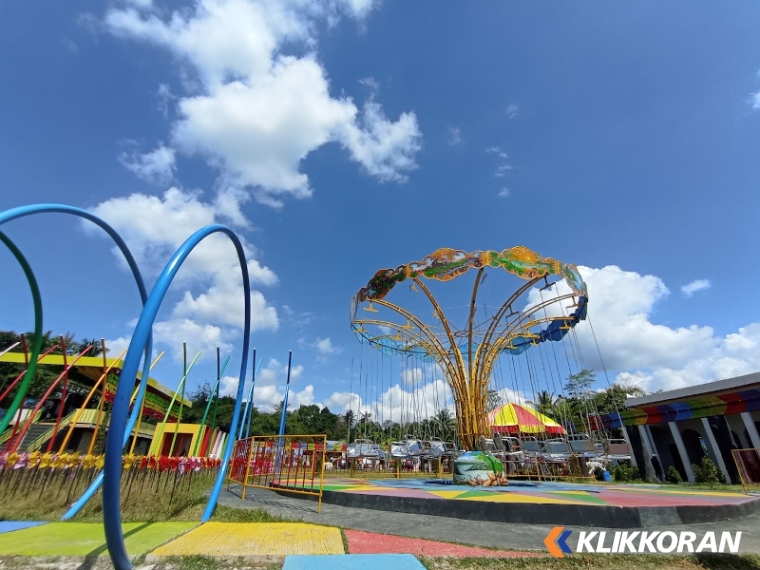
[345,529,544,558]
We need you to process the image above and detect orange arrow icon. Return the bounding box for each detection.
[544,526,565,558]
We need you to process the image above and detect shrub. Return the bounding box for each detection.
[593,467,605,481]
[666,465,683,484]
[610,461,640,482]
[692,456,726,484]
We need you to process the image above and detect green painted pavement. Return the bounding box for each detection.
[0,522,197,556]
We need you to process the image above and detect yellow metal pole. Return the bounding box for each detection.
[318,435,327,513]
[88,341,116,455]
[241,436,256,500]
[169,343,188,457]
[152,351,201,456]
[128,351,165,453]
[89,350,163,455]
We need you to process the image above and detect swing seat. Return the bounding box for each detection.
[604,439,632,460]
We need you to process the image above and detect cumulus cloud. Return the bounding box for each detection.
[92,188,278,361]
[751,91,760,110]
[221,357,310,411]
[446,126,461,146]
[314,337,340,355]
[119,144,176,185]
[322,379,456,424]
[522,265,759,393]
[103,0,420,206]
[681,279,711,297]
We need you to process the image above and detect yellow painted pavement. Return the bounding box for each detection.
[462,493,579,504]
[152,522,344,557]
[427,490,470,499]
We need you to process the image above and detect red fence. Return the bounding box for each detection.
[732,448,760,492]
[227,434,327,512]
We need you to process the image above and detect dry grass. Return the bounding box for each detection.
[0,469,279,523]
[420,554,760,570]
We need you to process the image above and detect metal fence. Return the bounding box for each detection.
[227,434,328,512]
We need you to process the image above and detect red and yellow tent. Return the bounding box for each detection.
[488,402,565,435]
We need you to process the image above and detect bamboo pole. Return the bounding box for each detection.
[168,343,188,456]
[59,342,127,453]
[88,350,164,455]
[151,351,201,456]
[192,355,231,457]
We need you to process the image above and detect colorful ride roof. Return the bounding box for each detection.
[488,402,565,435]
[594,381,760,430]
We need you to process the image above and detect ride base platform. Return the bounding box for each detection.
[273,477,760,528]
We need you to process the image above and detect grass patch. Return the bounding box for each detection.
[159,556,280,570]
[0,470,276,523]
[419,554,760,570]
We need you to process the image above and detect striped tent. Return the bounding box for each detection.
[488,402,565,435]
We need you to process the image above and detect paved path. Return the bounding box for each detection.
[219,484,760,553]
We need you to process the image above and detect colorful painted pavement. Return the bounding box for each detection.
[0,521,537,561]
[322,477,760,508]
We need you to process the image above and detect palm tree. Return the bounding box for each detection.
[432,409,457,441]
[529,390,557,419]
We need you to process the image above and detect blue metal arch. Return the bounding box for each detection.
[0,229,44,433]
[0,204,154,518]
[102,224,251,570]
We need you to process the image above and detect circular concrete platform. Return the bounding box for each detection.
[274,478,760,528]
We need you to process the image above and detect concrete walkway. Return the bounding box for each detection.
[219,484,760,554]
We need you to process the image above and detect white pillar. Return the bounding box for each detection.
[669,421,695,483]
[741,412,760,449]
[645,425,659,457]
[637,424,658,482]
[701,417,730,483]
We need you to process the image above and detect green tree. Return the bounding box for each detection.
[564,369,596,399]
[529,390,556,419]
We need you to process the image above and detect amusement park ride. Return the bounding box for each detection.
[348,247,608,483]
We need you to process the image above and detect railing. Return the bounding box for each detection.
[25,409,156,452]
[228,434,328,512]
[0,409,43,446]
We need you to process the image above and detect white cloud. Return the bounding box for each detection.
[358,76,379,91]
[446,126,461,146]
[153,318,232,361]
[751,91,760,110]
[506,103,519,119]
[314,337,340,355]
[322,379,455,424]
[338,99,422,183]
[119,144,176,185]
[91,188,278,361]
[103,0,420,206]
[498,188,510,198]
[681,279,711,297]
[521,265,759,393]
[221,357,310,410]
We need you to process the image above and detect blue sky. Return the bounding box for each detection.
[2,1,760,421]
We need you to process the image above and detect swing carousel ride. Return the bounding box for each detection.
[350,246,588,464]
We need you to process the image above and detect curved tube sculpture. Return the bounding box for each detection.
[102,225,251,570]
